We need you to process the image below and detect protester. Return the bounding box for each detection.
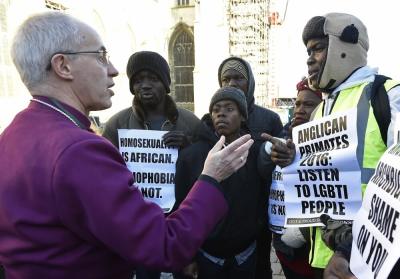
[103,50,199,150]
[264,12,400,278]
[0,12,254,278]
[218,57,282,141]
[259,78,322,279]
[102,50,200,279]
[174,86,265,279]
[218,56,283,278]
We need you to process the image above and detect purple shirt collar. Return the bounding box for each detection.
[30,96,92,130]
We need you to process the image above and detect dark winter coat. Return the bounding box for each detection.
[174,115,266,258]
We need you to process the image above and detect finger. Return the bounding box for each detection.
[261,133,283,145]
[163,135,183,143]
[209,135,226,154]
[162,131,172,139]
[223,141,253,172]
[320,214,331,226]
[162,131,184,139]
[221,151,248,177]
[286,139,296,149]
[234,150,249,171]
[223,135,253,156]
[271,143,290,154]
[271,158,292,165]
[223,138,253,162]
[270,148,294,159]
[164,141,182,148]
[261,133,272,141]
[163,133,180,141]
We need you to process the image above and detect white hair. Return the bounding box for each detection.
[11,12,86,90]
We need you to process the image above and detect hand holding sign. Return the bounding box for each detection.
[202,134,253,182]
[324,252,357,279]
[261,133,296,168]
[181,262,199,279]
[162,130,190,148]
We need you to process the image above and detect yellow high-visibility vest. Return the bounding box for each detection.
[309,79,398,268]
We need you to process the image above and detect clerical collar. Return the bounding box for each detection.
[30,96,91,130]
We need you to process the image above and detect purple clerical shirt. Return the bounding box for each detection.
[0,97,228,279]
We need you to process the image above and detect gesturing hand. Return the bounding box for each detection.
[202,135,253,182]
[261,133,296,168]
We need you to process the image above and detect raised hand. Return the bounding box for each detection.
[202,135,253,182]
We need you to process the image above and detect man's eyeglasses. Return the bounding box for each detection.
[46,49,110,70]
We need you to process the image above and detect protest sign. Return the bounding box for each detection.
[395,113,400,143]
[269,166,285,233]
[283,109,362,227]
[350,143,400,279]
[118,129,178,213]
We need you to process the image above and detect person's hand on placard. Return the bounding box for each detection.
[181,262,198,279]
[324,252,357,279]
[163,131,190,148]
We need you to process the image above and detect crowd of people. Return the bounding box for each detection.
[0,9,399,279]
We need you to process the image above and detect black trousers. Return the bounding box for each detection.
[196,250,256,279]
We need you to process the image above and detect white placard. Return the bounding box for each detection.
[269,166,285,233]
[118,129,178,213]
[394,113,400,143]
[350,143,400,279]
[283,109,362,227]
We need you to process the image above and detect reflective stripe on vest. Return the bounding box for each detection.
[309,80,391,268]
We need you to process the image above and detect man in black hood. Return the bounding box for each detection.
[218,57,283,142]
[218,57,283,279]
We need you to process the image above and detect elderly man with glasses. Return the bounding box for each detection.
[0,11,253,279]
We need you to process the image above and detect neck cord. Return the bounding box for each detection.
[31,98,81,128]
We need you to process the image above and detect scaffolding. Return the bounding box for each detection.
[44,0,67,11]
[227,0,270,108]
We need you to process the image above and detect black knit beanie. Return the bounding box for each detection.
[209,87,248,120]
[126,51,171,94]
[302,16,327,45]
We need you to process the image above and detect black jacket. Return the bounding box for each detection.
[174,115,266,258]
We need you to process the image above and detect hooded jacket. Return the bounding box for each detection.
[102,95,200,148]
[174,115,266,258]
[218,57,283,141]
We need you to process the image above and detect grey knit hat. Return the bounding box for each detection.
[209,87,248,120]
[302,13,369,90]
[126,51,171,94]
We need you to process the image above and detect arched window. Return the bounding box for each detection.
[171,29,195,109]
[177,0,190,6]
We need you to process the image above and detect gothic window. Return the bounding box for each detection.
[172,30,194,104]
